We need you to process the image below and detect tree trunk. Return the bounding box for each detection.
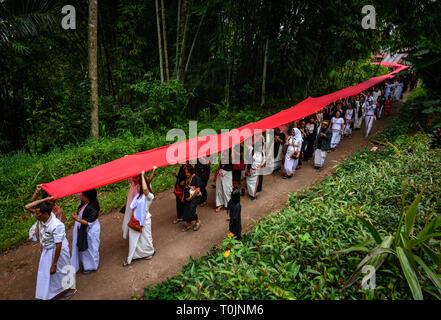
[178,1,190,81]
[160,0,170,81]
[184,5,207,76]
[89,0,99,140]
[261,38,269,106]
[155,0,164,83]
[174,0,181,79]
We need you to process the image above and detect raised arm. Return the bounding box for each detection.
[24,196,53,214]
[141,170,150,196]
[31,184,43,202]
[147,166,157,184]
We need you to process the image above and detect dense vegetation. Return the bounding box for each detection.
[1,0,390,153]
[143,132,441,300]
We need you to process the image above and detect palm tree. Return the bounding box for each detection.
[0,0,60,52]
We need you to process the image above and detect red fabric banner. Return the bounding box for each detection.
[42,63,408,199]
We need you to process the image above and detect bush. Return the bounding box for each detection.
[144,133,441,300]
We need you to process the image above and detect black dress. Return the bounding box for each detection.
[228,202,242,240]
[183,174,201,222]
[304,123,318,160]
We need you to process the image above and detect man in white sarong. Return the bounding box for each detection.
[215,150,233,212]
[25,200,75,300]
[246,143,266,200]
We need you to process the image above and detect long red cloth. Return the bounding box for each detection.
[42,62,408,199]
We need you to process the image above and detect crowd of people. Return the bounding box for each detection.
[23,72,416,300]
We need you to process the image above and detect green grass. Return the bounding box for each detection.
[143,133,441,300]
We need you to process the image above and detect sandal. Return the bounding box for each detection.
[172,218,183,224]
[61,289,78,300]
[193,224,201,231]
[215,206,223,213]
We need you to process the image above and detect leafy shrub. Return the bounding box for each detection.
[144,133,441,300]
[117,73,191,134]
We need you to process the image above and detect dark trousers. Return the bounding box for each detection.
[199,180,208,203]
[298,141,306,166]
[176,196,184,219]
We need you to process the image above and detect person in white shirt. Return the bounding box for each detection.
[330,111,344,150]
[25,198,76,300]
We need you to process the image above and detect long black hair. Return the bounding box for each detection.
[82,189,100,212]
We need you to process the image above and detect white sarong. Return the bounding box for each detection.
[331,130,341,148]
[273,146,282,170]
[314,149,327,168]
[394,84,403,101]
[365,115,376,137]
[216,169,233,207]
[36,239,72,300]
[343,119,352,135]
[246,173,258,197]
[284,154,298,176]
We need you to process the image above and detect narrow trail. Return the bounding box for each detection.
[0,95,406,300]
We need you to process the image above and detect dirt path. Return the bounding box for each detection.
[0,96,406,300]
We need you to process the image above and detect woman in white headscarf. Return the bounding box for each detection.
[282,127,302,179]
